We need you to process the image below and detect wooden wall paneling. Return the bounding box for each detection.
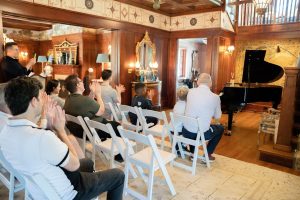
[196,43,207,74]
[111,30,121,85]
[0,11,3,58]
[167,38,178,107]
[15,40,40,73]
[119,30,136,105]
[82,32,97,78]
[211,36,220,92]
[96,31,112,79]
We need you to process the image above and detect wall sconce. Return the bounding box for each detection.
[128,63,134,74]
[20,51,28,59]
[225,45,235,54]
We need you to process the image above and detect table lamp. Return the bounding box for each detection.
[96,53,110,70]
[37,56,47,77]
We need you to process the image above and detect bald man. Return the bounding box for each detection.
[183,73,224,162]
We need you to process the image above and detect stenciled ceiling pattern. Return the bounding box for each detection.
[20,0,233,32]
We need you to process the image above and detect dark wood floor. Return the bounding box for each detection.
[216,111,300,176]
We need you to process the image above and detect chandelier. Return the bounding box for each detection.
[253,0,272,15]
[153,0,160,10]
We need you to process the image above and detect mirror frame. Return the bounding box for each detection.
[135,31,156,69]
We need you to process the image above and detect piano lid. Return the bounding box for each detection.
[242,50,284,83]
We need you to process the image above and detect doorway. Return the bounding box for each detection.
[176,38,207,89]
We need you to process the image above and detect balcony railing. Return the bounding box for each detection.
[236,0,300,26]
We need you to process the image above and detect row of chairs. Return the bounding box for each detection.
[0,103,211,200]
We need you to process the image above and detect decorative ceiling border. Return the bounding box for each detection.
[23,0,234,32]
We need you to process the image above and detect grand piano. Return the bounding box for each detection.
[220,50,284,135]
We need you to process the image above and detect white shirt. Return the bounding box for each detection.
[173,100,186,115]
[0,119,77,200]
[0,111,11,132]
[184,85,222,133]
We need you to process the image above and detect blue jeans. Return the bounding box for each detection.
[182,125,224,154]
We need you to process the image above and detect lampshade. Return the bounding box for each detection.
[37,56,47,63]
[96,54,110,63]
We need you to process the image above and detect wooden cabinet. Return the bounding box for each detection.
[131,81,162,109]
[52,64,81,80]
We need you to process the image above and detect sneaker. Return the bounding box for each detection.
[200,154,215,163]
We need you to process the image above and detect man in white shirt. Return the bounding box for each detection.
[183,73,224,161]
[0,77,124,199]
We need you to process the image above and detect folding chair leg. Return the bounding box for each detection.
[160,163,176,196]
[192,147,199,175]
[201,141,211,169]
[160,137,165,150]
[9,174,14,200]
[123,157,130,197]
[83,131,87,155]
[147,167,155,200]
[128,163,138,179]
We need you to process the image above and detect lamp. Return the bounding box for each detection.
[20,51,28,59]
[37,56,47,77]
[44,55,53,77]
[253,0,272,15]
[277,46,300,67]
[226,45,235,54]
[153,0,160,10]
[96,53,110,70]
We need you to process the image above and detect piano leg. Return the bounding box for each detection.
[226,110,233,136]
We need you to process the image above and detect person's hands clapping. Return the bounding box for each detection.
[90,82,102,96]
[116,84,125,93]
[52,106,66,135]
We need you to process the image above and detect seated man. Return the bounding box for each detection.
[0,77,124,199]
[183,73,224,161]
[129,82,158,126]
[101,69,125,120]
[63,74,121,140]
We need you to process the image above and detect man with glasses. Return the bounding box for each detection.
[0,42,36,83]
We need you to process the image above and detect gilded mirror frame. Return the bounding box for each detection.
[136,31,156,68]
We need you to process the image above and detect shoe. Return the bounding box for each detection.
[200,154,215,163]
[114,154,124,162]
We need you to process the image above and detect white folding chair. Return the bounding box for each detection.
[170,112,210,175]
[107,102,121,122]
[84,118,137,178]
[65,114,94,159]
[118,104,142,132]
[0,149,26,200]
[118,126,176,200]
[136,107,172,150]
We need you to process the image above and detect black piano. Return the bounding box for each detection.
[220,50,284,135]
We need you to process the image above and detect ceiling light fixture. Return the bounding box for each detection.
[253,0,272,15]
[153,0,160,10]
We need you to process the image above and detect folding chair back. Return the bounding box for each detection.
[117,126,176,200]
[118,104,142,132]
[170,112,210,175]
[65,114,92,156]
[136,107,171,149]
[0,149,26,200]
[107,102,121,122]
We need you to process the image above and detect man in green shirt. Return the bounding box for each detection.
[64,74,121,140]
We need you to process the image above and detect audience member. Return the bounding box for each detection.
[0,42,36,83]
[101,69,125,119]
[63,74,121,140]
[0,83,11,132]
[0,77,124,199]
[173,86,189,115]
[82,75,95,99]
[58,82,69,99]
[129,82,158,126]
[183,73,224,162]
[45,79,65,108]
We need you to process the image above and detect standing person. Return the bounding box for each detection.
[0,42,36,83]
[183,73,224,162]
[100,69,125,119]
[0,77,124,200]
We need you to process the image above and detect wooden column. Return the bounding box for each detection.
[275,68,300,151]
[259,67,300,168]
[0,10,4,58]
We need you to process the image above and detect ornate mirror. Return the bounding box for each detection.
[136,31,156,69]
